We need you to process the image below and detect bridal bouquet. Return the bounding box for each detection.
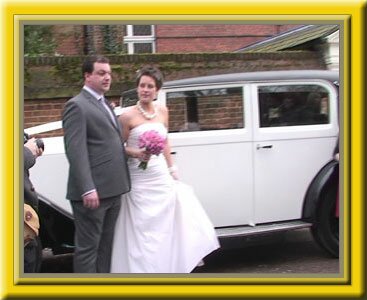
[138,130,166,170]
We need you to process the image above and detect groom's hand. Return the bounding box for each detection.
[82,191,100,209]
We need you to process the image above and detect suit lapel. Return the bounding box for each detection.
[82,90,121,134]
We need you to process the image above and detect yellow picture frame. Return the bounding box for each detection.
[1,0,365,298]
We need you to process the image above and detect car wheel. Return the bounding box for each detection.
[311,183,339,258]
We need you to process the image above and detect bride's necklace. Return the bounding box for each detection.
[137,101,158,120]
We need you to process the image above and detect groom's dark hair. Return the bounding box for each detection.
[82,55,110,77]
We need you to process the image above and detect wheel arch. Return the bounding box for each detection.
[302,160,339,222]
[38,194,75,254]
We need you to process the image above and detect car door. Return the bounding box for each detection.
[251,80,339,224]
[160,84,255,227]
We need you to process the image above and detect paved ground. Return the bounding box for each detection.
[41,228,340,274]
[193,228,340,274]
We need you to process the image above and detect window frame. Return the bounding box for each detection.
[164,84,246,133]
[124,25,156,54]
[252,79,339,140]
[256,82,332,128]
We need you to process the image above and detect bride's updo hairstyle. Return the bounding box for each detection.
[136,65,164,90]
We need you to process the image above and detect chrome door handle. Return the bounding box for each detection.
[256,144,273,150]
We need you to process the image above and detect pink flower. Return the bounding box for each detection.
[138,130,166,170]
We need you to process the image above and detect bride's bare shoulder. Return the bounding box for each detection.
[119,105,137,122]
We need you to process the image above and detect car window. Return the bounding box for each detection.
[258,84,330,127]
[121,89,138,107]
[166,87,244,132]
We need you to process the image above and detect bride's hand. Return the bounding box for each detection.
[170,170,179,180]
[168,165,179,180]
[135,148,151,162]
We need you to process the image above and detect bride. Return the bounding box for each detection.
[110,66,220,273]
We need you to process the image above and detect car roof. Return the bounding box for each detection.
[163,70,339,88]
[122,69,339,97]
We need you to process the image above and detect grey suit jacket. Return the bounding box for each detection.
[62,89,131,201]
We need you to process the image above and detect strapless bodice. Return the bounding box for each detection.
[127,122,167,148]
[127,122,168,172]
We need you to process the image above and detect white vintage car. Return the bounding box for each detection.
[26,70,340,258]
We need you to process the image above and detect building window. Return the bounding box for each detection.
[124,25,155,54]
[132,25,152,36]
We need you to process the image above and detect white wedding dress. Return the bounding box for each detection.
[111,122,220,273]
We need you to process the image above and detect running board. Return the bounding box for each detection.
[216,220,312,238]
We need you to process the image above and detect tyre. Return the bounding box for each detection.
[311,182,339,257]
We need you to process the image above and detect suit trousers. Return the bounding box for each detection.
[71,195,121,273]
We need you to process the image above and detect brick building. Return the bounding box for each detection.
[51,24,301,55]
[154,24,300,53]
[24,24,337,137]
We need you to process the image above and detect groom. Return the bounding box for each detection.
[62,55,130,273]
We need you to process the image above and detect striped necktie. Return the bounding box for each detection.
[98,96,117,126]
